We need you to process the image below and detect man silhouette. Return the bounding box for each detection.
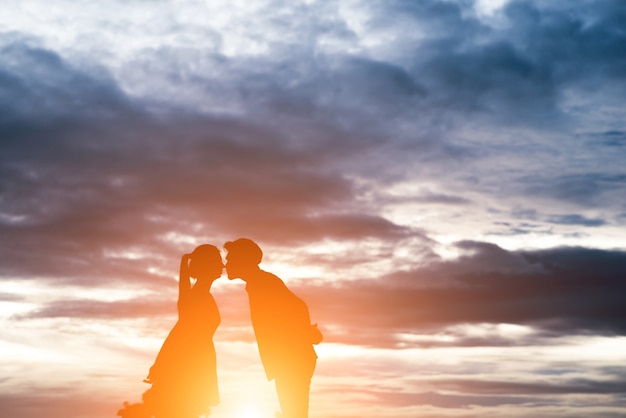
[224,238,321,418]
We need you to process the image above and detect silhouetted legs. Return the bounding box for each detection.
[274,359,316,418]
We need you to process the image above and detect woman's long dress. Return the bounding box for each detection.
[145,284,220,417]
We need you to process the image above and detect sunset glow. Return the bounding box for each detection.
[239,407,261,418]
[2,0,626,418]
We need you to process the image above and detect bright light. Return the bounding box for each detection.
[239,407,260,418]
[475,0,511,17]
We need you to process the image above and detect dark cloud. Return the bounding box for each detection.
[1,39,424,284]
[316,364,626,415]
[505,208,613,233]
[367,389,536,408]
[319,373,626,412]
[0,40,133,124]
[523,173,626,206]
[2,1,625,282]
[296,243,626,347]
[420,39,557,122]
[433,376,626,396]
[546,214,606,227]
[595,131,626,147]
[503,0,626,83]
[488,221,554,237]
[361,0,626,126]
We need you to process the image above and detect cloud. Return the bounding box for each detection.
[0,292,24,302]
[523,173,626,207]
[2,38,426,285]
[0,391,114,418]
[19,298,175,320]
[595,131,626,147]
[295,243,626,347]
[1,1,625,360]
[19,242,626,351]
[1,3,625,418]
[546,214,606,227]
[0,38,135,124]
[2,1,625,267]
[319,373,626,414]
[373,0,626,127]
[433,376,626,396]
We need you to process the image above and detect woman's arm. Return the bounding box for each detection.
[177,253,192,312]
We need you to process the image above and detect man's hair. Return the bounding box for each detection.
[224,238,263,265]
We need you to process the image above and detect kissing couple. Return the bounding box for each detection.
[124,238,322,418]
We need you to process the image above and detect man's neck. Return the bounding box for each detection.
[240,267,263,283]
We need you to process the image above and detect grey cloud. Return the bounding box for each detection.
[0,39,135,126]
[489,221,554,237]
[364,0,626,126]
[7,0,625,134]
[595,131,626,147]
[503,0,626,83]
[355,377,626,411]
[546,214,606,227]
[435,377,626,396]
[294,244,626,347]
[328,57,427,108]
[4,1,624,250]
[325,372,626,410]
[507,207,612,231]
[117,0,618,131]
[523,173,626,206]
[19,298,176,320]
[1,40,423,283]
[420,40,557,122]
[384,191,472,206]
[510,208,539,220]
[368,390,535,409]
[412,193,471,205]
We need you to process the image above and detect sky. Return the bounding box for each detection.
[1,0,626,417]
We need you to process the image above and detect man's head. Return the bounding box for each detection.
[224,238,263,280]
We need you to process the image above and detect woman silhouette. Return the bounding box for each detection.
[142,244,223,418]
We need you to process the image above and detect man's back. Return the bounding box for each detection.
[245,270,317,381]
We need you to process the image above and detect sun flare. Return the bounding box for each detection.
[239,407,260,418]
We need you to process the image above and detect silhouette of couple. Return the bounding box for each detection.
[122,238,322,418]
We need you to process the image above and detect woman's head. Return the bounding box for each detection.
[188,244,224,280]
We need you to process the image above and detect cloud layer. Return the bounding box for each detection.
[1,1,626,417]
